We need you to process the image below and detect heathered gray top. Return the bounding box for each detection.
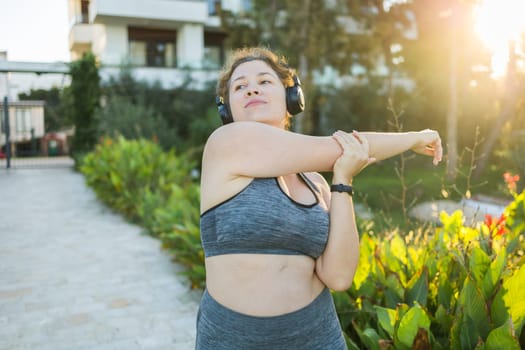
[200,174,329,258]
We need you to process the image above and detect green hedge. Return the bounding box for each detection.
[80,137,524,348]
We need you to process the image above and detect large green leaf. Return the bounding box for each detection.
[390,233,408,266]
[490,286,510,329]
[482,251,506,300]
[484,319,521,350]
[396,303,431,349]
[469,247,490,286]
[405,266,429,307]
[375,306,397,337]
[503,264,525,335]
[353,233,374,291]
[457,276,490,345]
[354,326,381,350]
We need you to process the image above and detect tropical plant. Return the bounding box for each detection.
[335,189,525,349]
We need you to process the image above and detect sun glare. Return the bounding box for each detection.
[474,0,525,78]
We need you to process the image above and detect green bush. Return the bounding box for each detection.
[336,190,525,349]
[96,95,176,151]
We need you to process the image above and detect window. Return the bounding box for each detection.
[16,109,31,133]
[204,31,226,69]
[128,27,177,68]
[208,0,221,16]
[81,0,89,24]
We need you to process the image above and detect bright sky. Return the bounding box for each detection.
[0,0,70,62]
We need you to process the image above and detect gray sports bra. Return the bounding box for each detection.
[200,174,329,258]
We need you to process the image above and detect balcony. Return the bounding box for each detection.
[89,0,209,27]
[69,23,94,51]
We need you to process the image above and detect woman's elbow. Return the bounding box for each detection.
[327,276,354,292]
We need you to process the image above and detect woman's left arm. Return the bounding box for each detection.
[315,131,372,291]
[361,129,443,165]
[315,130,443,291]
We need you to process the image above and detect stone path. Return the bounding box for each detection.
[0,167,201,350]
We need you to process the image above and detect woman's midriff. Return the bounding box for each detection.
[204,254,326,317]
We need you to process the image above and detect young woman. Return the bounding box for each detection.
[196,47,442,349]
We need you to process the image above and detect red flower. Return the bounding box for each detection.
[484,213,507,236]
[484,214,493,228]
[503,172,520,192]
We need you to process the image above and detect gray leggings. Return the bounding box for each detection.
[195,288,347,350]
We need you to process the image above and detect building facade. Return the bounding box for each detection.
[67,0,252,87]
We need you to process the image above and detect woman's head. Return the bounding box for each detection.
[216,47,300,128]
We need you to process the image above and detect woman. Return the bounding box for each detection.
[196,47,442,349]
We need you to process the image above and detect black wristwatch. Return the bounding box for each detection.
[330,184,353,196]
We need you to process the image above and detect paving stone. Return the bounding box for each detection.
[0,168,201,349]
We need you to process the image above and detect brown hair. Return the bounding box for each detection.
[216,47,296,107]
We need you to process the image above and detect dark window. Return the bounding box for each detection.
[204,31,226,69]
[81,0,89,24]
[208,0,221,16]
[128,27,177,68]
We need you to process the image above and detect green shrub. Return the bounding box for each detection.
[81,136,193,221]
[336,190,525,349]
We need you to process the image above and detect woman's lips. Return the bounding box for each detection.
[245,99,266,108]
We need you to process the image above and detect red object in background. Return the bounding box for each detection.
[0,150,6,159]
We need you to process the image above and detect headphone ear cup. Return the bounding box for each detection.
[216,96,233,124]
[286,76,305,115]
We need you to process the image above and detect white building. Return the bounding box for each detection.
[0,100,45,151]
[67,0,252,88]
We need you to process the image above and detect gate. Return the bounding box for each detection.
[1,97,74,169]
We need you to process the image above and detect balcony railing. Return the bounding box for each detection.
[89,0,208,24]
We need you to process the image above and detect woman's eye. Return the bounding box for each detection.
[260,80,271,84]
[234,84,246,91]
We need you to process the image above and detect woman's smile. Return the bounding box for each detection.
[245,98,266,108]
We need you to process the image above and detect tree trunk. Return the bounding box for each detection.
[446,8,459,180]
[294,0,311,134]
[473,41,519,179]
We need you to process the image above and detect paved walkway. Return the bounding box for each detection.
[0,167,201,350]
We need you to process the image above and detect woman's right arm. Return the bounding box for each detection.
[202,121,343,179]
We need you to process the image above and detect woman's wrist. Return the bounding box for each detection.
[332,175,353,185]
[330,184,353,196]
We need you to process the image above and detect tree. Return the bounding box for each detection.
[69,52,101,154]
[473,40,524,178]
[220,0,361,134]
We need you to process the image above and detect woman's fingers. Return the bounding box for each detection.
[332,130,374,178]
[413,130,443,166]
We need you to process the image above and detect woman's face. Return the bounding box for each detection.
[228,60,288,128]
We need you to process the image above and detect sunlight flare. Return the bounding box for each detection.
[474,0,525,78]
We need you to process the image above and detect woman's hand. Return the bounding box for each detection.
[332,130,376,183]
[410,129,443,166]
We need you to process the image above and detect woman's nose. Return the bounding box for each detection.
[246,87,259,96]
